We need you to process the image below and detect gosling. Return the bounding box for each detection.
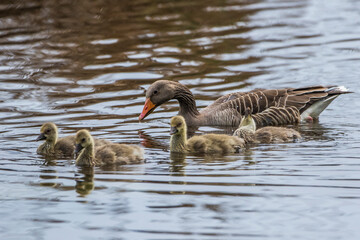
[75,129,144,167]
[170,116,245,154]
[233,113,301,144]
[36,122,75,157]
[36,122,112,157]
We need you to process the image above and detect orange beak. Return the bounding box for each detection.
[139,98,157,121]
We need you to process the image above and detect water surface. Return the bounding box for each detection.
[1,0,360,239]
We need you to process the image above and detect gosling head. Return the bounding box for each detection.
[239,108,256,132]
[36,122,58,143]
[233,109,256,143]
[170,116,187,136]
[239,115,256,132]
[75,129,94,155]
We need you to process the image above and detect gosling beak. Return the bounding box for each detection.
[36,133,46,141]
[75,143,84,155]
[170,126,178,135]
[139,98,157,121]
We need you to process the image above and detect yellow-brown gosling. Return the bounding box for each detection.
[233,113,301,144]
[75,129,144,167]
[36,122,75,157]
[36,122,113,157]
[170,116,245,154]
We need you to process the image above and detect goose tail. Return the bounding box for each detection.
[300,85,352,121]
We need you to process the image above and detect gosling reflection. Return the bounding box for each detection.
[75,166,95,197]
[39,168,59,188]
[169,151,187,173]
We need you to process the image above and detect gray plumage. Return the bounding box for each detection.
[140,80,351,127]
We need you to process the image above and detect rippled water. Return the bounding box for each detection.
[1,0,360,239]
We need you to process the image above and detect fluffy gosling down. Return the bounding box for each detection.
[170,116,245,154]
[233,112,301,144]
[75,129,144,167]
[36,122,113,157]
[36,122,75,157]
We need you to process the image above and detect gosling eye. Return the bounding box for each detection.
[46,129,51,133]
[153,90,158,95]
[81,138,86,143]
[176,123,182,127]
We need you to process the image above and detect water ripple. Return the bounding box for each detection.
[0,0,359,239]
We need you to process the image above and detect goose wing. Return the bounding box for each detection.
[201,86,350,125]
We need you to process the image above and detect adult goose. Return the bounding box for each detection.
[139,80,350,127]
[36,122,112,157]
[170,116,245,154]
[233,108,301,144]
[75,129,144,167]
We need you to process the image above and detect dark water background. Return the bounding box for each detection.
[1,0,360,239]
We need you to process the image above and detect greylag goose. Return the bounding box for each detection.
[233,108,301,144]
[139,80,350,127]
[170,116,245,154]
[75,129,144,167]
[36,122,112,157]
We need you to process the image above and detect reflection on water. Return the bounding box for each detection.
[1,0,360,239]
[75,167,95,197]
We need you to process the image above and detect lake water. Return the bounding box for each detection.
[1,0,360,239]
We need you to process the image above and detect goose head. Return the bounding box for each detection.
[170,116,187,136]
[36,122,58,143]
[75,129,94,155]
[139,80,181,120]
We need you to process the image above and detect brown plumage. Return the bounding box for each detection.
[250,106,301,127]
[36,122,113,157]
[139,80,351,127]
[75,129,144,167]
[233,109,301,144]
[170,116,245,154]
